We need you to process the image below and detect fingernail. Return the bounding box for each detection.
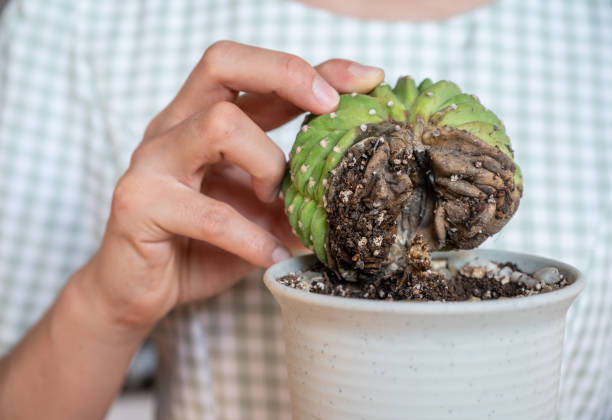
[312,76,339,108]
[272,247,292,264]
[348,63,384,78]
[267,185,281,203]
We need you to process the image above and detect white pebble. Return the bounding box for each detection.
[447,251,478,271]
[533,267,561,284]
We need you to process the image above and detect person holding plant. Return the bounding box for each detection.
[0,0,610,419]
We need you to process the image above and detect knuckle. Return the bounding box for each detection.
[200,40,235,75]
[129,141,154,167]
[198,201,234,237]
[110,173,145,221]
[282,54,312,85]
[198,101,241,140]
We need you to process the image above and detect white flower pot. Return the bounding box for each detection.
[263,250,584,420]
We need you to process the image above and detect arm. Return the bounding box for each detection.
[0,41,384,420]
[0,265,147,420]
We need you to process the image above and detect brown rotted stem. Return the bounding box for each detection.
[325,123,521,280]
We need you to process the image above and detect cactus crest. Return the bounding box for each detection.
[283,77,522,280]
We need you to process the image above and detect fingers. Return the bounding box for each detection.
[135,101,286,203]
[113,175,290,267]
[202,164,306,252]
[162,184,291,267]
[236,59,385,131]
[162,41,340,128]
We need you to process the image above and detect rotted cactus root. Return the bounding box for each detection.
[283,77,522,281]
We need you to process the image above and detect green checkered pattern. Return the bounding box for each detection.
[1,0,611,419]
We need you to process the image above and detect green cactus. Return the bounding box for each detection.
[283,77,523,278]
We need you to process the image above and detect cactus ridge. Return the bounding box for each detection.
[282,77,522,270]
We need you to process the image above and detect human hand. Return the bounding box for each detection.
[75,41,385,334]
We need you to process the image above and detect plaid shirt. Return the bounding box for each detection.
[1,0,611,418]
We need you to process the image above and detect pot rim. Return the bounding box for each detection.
[263,249,585,315]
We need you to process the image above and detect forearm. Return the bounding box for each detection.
[0,264,149,420]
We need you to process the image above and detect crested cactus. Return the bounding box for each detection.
[282,77,522,280]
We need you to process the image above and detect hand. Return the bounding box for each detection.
[76,41,385,333]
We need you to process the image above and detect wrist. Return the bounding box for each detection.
[63,259,153,347]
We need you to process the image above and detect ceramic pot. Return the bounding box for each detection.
[263,250,584,420]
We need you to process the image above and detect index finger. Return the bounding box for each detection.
[159,41,341,129]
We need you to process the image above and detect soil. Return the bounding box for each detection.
[277,235,569,302]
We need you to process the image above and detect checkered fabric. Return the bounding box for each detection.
[1,0,611,419]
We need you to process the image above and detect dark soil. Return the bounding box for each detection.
[278,236,569,302]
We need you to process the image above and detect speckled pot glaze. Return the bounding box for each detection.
[263,250,584,420]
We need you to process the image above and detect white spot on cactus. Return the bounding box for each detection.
[368,109,376,115]
[474,161,482,168]
[450,103,458,110]
[322,178,328,187]
[373,236,383,247]
[333,146,341,153]
[319,138,328,148]
[296,146,302,154]
[373,250,380,256]
[340,190,353,203]
[301,125,309,132]
[310,235,314,242]
[330,112,337,119]
[360,124,367,132]
[487,196,496,203]
[298,221,303,228]
[395,125,401,131]
[300,164,308,173]
[358,237,367,247]
[290,174,295,181]
[426,92,433,98]
[288,204,294,214]
[450,174,459,182]
[308,177,315,188]
[351,92,358,97]
[387,100,394,107]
